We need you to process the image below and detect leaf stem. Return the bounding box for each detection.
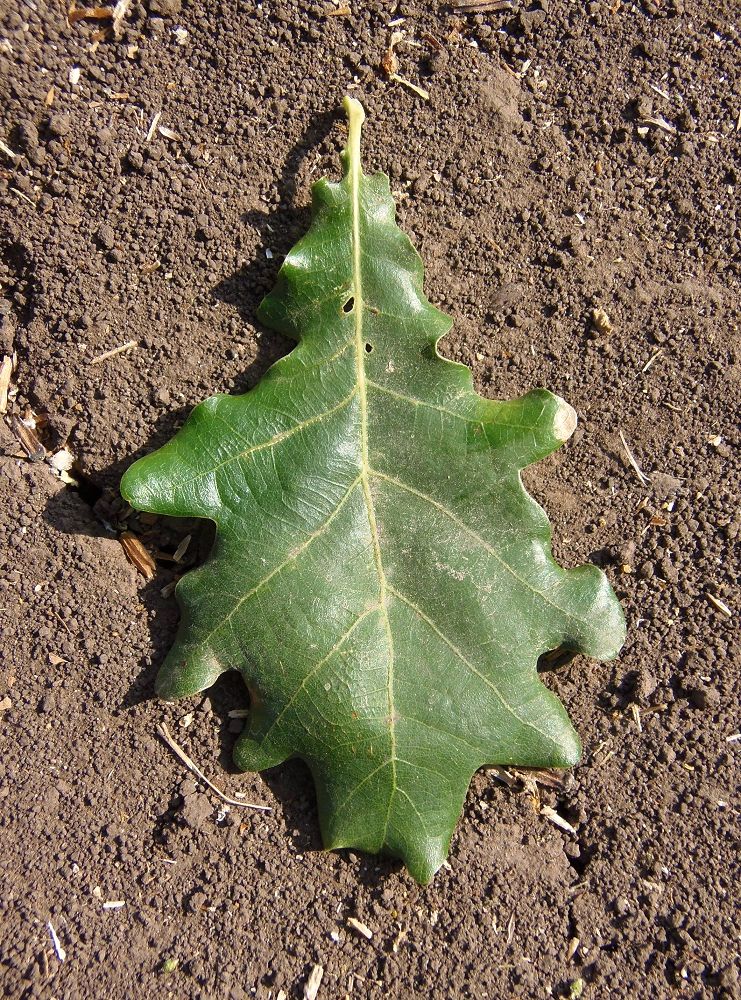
[343,95,365,171]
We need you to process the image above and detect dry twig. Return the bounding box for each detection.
[47,921,66,962]
[540,805,577,834]
[156,723,271,811]
[618,430,651,486]
[89,340,138,364]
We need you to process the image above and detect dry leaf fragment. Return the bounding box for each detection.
[640,114,676,134]
[173,534,192,563]
[146,111,162,143]
[381,41,399,78]
[8,415,45,461]
[119,531,157,579]
[511,766,566,789]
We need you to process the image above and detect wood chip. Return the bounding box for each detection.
[304,964,324,1000]
[156,722,271,811]
[8,414,45,461]
[119,531,157,579]
[0,356,12,413]
[566,936,580,960]
[347,917,373,940]
[540,805,577,835]
[68,6,114,23]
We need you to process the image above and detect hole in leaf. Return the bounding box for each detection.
[365,343,373,353]
[343,297,355,313]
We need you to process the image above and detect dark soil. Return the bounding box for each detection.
[1,1,739,998]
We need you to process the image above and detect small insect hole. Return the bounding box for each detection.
[343,297,355,313]
[365,343,373,353]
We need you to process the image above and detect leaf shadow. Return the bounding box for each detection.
[211,105,342,394]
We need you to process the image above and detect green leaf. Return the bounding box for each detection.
[121,97,625,884]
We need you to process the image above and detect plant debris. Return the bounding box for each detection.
[8,414,45,461]
[618,430,651,486]
[119,531,157,579]
[68,6,114,25]
[347,917,373,940]
[540,805,577,835]
[47,921,66,962]
[591,307,613,336]
[156,723,271,811]
[0,355,13,413]
[303,964,324,1000]
[90,340,138,364]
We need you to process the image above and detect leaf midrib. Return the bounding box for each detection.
[347,101,398,841]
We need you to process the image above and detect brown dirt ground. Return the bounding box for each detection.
[1,1,739,998]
